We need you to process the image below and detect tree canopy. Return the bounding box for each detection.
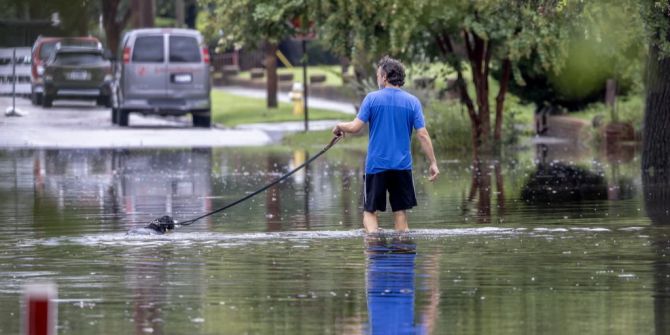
[316,0,582,154]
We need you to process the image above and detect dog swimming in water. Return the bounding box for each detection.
[126,216,178,235]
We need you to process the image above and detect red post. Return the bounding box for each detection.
[23,283,57,335]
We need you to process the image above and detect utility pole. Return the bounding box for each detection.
[302,39,309,132]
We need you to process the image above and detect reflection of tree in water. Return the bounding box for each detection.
[462,160,505,224]
[642,172,670,334]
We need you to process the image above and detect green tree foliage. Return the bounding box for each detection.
[510,0,646,109]
[315,1,413,81]
[317,0,579,156]
[198,0,309,108]
[640,0,670,57]
[0,0,93,36]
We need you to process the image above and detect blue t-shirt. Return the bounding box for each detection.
[357,88,425,174]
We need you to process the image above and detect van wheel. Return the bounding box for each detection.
[118,109,129,126]
[111,108,118,125]
[192,112,211,128]
[42,95,53,108]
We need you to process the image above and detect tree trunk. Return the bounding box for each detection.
[494,59,511,142]
[641,11,670,333]
[265,42,278,108]
[642,46,670,174]
[131,0,154,28]
[102,0,131,55]
[471,161,491,224]
[435,32,479,159]
[464,30,492,155]
[175,0,185,28]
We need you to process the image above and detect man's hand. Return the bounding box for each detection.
[428,162,439,182]
[332,124,344,137]
[332,119,364,137]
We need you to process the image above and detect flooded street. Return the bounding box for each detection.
[1,143,669,334]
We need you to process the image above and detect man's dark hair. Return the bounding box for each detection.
[377,56,405,87]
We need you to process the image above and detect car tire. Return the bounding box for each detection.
[31,91,42,106]
[118,109,129,127]
[111,108,118,125]
[192,111,211,128]
[42,95,53,108]
[97,96,112,108]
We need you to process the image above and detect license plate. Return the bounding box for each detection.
[67,71,90,81]
[173,73,192,83]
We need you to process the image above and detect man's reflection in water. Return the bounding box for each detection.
[365,235,426,335]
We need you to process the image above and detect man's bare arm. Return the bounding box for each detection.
[416,127,439,181]
[332,118,365,136]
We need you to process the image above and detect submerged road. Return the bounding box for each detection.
[0,96,341,149]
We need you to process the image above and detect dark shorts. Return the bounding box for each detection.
[364,170,417,212]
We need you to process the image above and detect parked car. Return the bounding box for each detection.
[42,45,113,108]
[30,36,102,105]
[112,28,211,127]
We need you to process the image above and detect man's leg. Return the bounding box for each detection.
[363,211,379,233]
[393,210,409,232]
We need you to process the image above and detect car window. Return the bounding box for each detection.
[169,36,200,63]
[39,42,57,60]
[53,53,105,66]
[132,36,164,63]
[61,39,98,48]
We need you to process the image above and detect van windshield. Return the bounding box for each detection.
[132,36,164,63]
[169,36,200,63]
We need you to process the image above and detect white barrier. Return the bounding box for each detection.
[0,47,31,95]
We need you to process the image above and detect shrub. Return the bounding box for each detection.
[422,101,472,153]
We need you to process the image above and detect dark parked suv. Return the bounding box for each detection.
[42,45,113,108]
[30,36,102,105]
[112,28,211,127]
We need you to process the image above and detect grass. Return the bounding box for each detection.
[211,90,349,127]
[282,129,368,150]
[237,65,346,86]
[570,94,644,128]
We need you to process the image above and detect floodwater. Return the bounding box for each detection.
[1,142,669,334]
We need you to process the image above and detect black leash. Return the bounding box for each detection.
[141,135,343,233]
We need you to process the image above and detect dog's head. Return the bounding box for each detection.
[145,215,177,234]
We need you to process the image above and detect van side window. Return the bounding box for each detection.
[132,36,164,63]
[169,36,200,63]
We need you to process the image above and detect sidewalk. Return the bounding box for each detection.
[0,88,353,148]
[217,86,357,115]
[235,120,342,142]
[0,96,272,148]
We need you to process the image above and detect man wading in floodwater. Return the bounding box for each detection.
[333,56,439,233]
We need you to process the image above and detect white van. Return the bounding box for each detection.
[112,28,211,127]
